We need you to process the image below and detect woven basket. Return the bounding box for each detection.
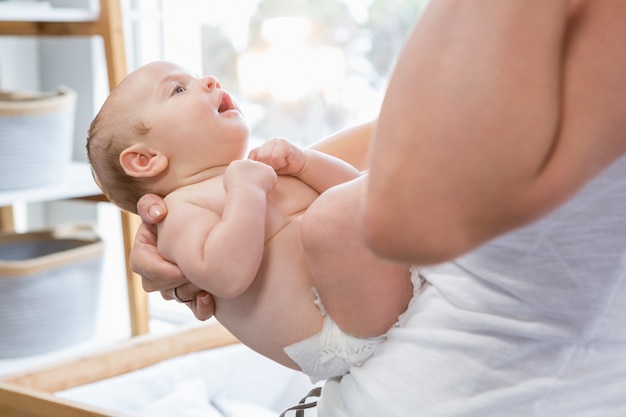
[0,87,76,190]
[0,224,104,357]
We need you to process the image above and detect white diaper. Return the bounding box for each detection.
[284,267,424,383]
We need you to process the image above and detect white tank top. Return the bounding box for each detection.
[320,154,626,416]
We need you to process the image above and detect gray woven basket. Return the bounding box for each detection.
[0,224,104,357]
[0,87,76,190]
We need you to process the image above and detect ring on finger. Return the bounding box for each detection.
[172,286,189,303]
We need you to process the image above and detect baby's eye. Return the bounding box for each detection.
[173,85,185,95]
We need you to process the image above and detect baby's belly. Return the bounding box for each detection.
[213,217,324,369]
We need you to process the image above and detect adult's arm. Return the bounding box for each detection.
[310,120,376,171]
[363,0,573,264]
[322,2,626,416]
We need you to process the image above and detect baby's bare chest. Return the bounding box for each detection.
[183,175,319,243]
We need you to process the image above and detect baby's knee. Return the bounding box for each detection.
[301,198,334,255]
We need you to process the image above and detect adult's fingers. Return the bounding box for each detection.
[188,291,216,321]
[136,194,168,225]
[131,220,186,292]
[161,287,216,321]
[161,282,202,302]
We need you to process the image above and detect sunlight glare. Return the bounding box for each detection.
[261,17,313,46]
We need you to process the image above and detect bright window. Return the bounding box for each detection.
[128,0,429,146]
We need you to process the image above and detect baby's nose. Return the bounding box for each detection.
[202,75,222,91]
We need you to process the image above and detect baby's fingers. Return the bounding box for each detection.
[249,139,304,175]
[248,143,279,165]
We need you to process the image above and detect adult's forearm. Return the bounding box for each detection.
[299,149,361,194]
[363,0,569,264]
[309,120,376,171]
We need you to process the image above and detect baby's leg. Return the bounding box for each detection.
[301,175,413,338]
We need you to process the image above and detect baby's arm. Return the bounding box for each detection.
[157,160,277,298]
[249,137,360,194]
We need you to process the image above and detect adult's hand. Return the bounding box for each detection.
[130,194,216,321]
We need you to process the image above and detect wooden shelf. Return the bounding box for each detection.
[0,162,103,207]
[0,0,149,337]
[0,0,127,91]
[0,2,99,23]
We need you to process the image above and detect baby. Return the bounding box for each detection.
[87,61,420,382]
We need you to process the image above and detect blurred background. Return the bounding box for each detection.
[0,0,427,373]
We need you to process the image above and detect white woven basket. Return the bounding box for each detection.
[0,87,76,190]
[0,224,104,357]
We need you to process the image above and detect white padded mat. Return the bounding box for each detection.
[57,343,317,417]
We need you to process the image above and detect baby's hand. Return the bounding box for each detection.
[248,137,306,177]
[224,159,277,194]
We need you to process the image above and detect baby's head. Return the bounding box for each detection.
[87,84,150,214]
[87,61,250,214]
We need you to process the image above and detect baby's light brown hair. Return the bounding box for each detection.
[86,89,153,214]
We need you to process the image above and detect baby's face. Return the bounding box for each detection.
[120,61,250,170]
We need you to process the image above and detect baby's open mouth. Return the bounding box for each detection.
[218,92,235,113]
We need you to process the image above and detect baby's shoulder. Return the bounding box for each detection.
[166,178,226,212]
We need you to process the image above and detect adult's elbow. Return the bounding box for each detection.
[361,195,469,266]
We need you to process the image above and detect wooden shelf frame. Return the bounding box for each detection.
[0,0,149,337]
[0,323,239,417]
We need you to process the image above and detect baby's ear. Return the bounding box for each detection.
[120,143,168,178]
